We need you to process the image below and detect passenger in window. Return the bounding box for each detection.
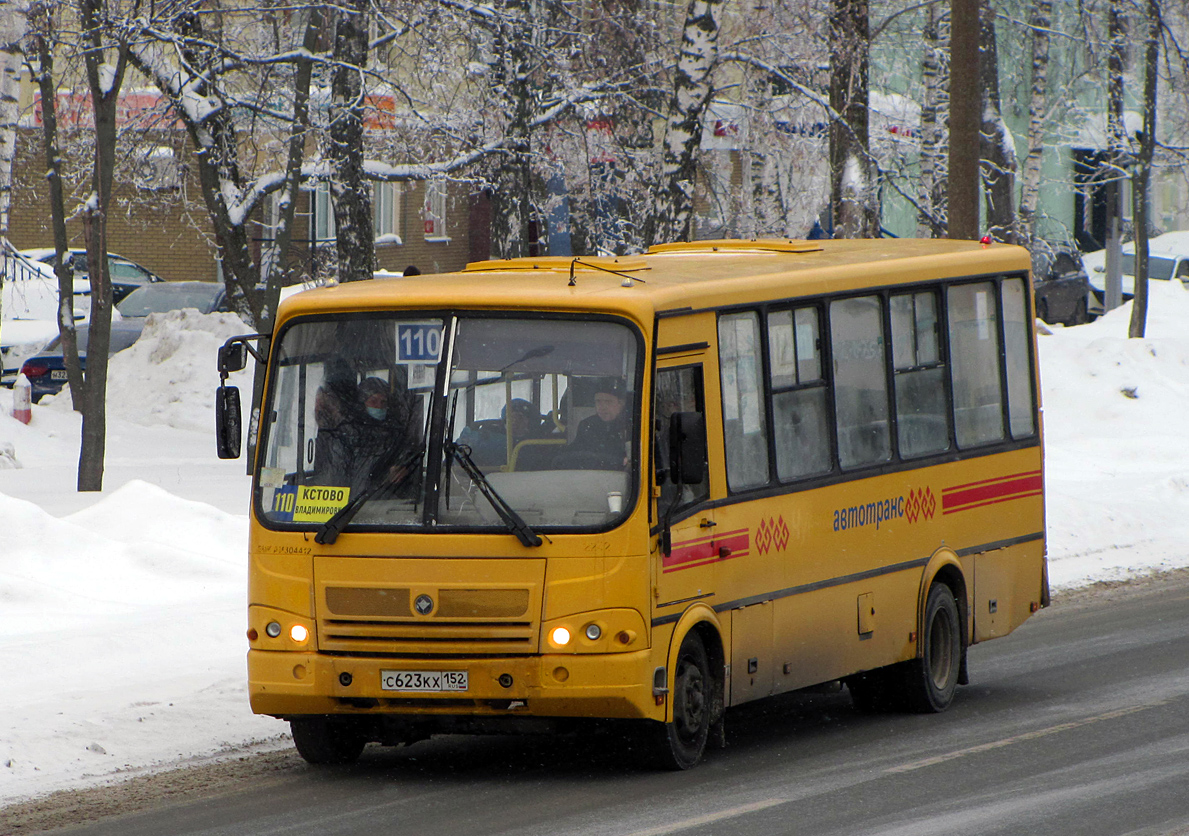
[356,376,421,495]
[555,378,631,470]
[458,398,547,468]
[311,362,361,488]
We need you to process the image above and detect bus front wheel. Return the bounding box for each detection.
[650,631,711,769]
[290,717,367,765]
[901,583,961,713]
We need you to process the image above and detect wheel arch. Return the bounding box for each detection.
[662,604,725,725]
[918,548,971,655]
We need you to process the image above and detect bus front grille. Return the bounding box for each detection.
[320,619,536,655]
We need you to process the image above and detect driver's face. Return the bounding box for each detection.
[595,392,624,422]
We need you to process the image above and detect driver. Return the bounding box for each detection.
[562,378,630,469]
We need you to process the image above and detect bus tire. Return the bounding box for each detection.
[290,718,367,765]
[651,631,711,770]
[901,583,961,713]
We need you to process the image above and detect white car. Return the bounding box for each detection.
[1083,230,1189,300]
[1,246,91,385]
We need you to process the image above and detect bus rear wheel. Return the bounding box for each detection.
[901,583,961,713]
[650,631,711,770]
[290,717,367,765]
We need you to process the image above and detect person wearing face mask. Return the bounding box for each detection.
[354,376,420,495]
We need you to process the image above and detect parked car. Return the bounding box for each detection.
[1082,231,1189,306]
[1031,243,1093,326]
[2,245,90,386]
[18,321,143,402]
[114,280,230,318]
[15,281,230,400]
[20,248,165,304]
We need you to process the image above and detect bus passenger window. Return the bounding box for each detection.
[1000,278,1036,439]
[890,291,950,458]
[830,296,891,469]
[768,307,831,479]
[947,283,1005,447]
[718,312,770,490]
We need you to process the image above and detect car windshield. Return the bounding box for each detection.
[118,284,218,316]
[1121,253,1177,281]
[256,313,642,535]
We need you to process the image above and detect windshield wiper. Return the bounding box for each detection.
[315,443,424,545]
[444,440,542,548]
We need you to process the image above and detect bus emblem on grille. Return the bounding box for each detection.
[414,594,434,615]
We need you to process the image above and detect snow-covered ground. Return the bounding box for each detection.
[4,283,1189,806]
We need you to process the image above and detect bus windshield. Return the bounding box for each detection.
[256,312,641,534]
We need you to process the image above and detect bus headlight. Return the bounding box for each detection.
[542,609,646,654]
[290,624,310,644]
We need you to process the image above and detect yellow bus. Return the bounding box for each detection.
[215,238,1047,769]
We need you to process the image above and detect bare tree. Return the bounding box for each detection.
[829,0,877,238]
[1017,0,1051,250]
[979,0,1017,242]
[949,0,980,240]
[647,0,724,245]
[1129,0,1161,339]
[329,0,374,282]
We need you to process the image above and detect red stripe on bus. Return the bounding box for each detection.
[942,473,1043,512]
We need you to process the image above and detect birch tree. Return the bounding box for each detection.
[978,0,1017,242]
[829,0,876,238]
[1017,0,1051,250]
[647,0,724,245]
[1129,0,1161,339]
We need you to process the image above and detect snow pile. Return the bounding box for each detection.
[3,287,1189,804]
[43,309,253,431]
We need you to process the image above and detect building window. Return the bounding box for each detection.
[374,182,402,244]
[423,180,448,240]
[313,182,335,244]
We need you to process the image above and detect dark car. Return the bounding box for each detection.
[18,282,230,401]
[20,248,165,304]
[114,280,229,317]
[18,322,142,402]
[1032,245,1093,326]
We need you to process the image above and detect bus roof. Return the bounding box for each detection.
[276,238,1031,327]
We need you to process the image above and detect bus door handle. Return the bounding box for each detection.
[700,519,716,528]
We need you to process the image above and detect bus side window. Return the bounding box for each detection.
[655,366,708,508]
[890,291,950,458]
[947,282,1006,447]
[768,306,832,479]
[830,295,892,469]
[718,312,770,489]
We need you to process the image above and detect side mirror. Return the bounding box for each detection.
[669,412,707,485]
[215,385,242,459]
[218,341,248,374]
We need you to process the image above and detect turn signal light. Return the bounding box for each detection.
[550,626,571,647]
[290,624,310,643]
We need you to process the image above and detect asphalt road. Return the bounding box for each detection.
[15,574,1189,836]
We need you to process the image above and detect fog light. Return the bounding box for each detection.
[265,621,281,638]
[584,623,602,641]
[290,624,309,643]
[339,672,353,686]
[550,626,571,647]
[498,673,514,688]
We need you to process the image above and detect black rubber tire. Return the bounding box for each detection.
[900,583,962,713]
[290,718,367,765]
[650,631,712,770]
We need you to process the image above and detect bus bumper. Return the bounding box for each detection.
[248,648,661,721]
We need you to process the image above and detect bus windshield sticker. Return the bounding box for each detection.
[259,467,285,488]
[396,322,444,364]
[269,485,351,523]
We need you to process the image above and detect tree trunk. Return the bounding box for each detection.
[1017,0,1051,251]
[948,0,980,240]
[1102,0,1127,312]
[29,6,84,411]
[917,4,948,238]
[829,0,876,239]
[329,0,374,282]
[1128,0,1160,339]
[76,0,127,492]
[978,0,1016,243]
[647,0,724,246]
[0,0,23,238]
[489,0,535,259]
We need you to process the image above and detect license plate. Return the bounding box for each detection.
[380,670,468,692]
[50,370,67,380]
